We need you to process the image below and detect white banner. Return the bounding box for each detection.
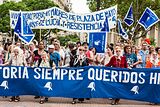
[10,6,117,32]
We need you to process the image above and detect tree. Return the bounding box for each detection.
[57,34,80,46]
[22,0,58,11]
[87,0,160,42]
[0,1,29,33]
[0,0,58,40]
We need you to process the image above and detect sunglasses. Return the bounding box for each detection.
[116,50,121,52]
[79,49,84,51]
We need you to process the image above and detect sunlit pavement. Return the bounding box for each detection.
[0,96,159,107]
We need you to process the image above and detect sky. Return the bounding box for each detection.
[70,0,90,14]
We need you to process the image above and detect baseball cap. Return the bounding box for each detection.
[48,45,55,49]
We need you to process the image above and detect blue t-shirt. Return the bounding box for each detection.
[124,53,138,67]
[138,50,149,68]
[50,52,61,66]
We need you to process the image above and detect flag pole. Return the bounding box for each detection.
[11,27,15,45]
[131,21,139,39]
[40,29,41,41]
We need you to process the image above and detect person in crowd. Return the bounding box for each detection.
[155,47,160,60]
[123,45,140,68]
[53,40,65,66]
[82,42,89,54]
[31,41,47,66]
[3,42,12,54]
[131,45,137,54]
[85,47,94,65]
[102,47,114,65]
[48,45,61,67]
[76,41,81,49]
[146,51,160,68]
[105,46,128,105]
[1,47,27,102]
[33,40,38,48]
[63,43,76,67]
[0,46,4,64]
[21,44,30,66]
[91,47,101,66]
[4,45,14,63]
[31,41,48,100]
[35,52,55,104]
[26,42,37,66]
[149,46,155,54]
[71,46,88,104]
[138,42,149,68]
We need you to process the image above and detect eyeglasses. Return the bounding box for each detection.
[116,50,121,52]
[79,49,84,51]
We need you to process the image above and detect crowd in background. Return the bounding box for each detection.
[0,37,159,104]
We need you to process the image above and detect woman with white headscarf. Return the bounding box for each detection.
[1,46,27,102]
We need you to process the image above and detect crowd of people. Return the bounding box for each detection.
[0,38,159,104]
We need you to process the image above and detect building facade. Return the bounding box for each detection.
[52,0,72,12]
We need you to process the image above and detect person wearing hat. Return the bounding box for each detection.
[48,45,61,67]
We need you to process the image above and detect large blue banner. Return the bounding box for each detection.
[0,66,160,103]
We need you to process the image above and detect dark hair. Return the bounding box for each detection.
[155,47,160,53]
[124,45,131,54]
[38,41,44,45]
[68,43,75,50]
[107,46,114,54]
[110,43,114,47]
[89,47,94,51]
[82,42,88,46]
[76,41,81,45]
[4,43,11,51]
[92,47,97,55]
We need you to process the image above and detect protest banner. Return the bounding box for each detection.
[0,66,160,103]
[10,6,117,32]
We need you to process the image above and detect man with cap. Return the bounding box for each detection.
[48,45,61,67]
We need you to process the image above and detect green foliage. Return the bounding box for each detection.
[149,37,156,46]
[0,0,58,40]
[22,0,58,10]
[57,34,80,46]
[87,0,160,41]
[87,0,160,20]
[0,1,29,33]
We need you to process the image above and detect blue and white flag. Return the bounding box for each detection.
[88,32,107,53]
[138,7,159,30]
[124,3,134,26]
[14,12,35,44]
[101,17,110,32]
[118,19,128,40]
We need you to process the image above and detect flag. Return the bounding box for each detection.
[88,32,107,53]
[138,7,159,30]
[124,3,134,26]
[101,17,110,32]
[118,19,128,40]
[14,12,35,44]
